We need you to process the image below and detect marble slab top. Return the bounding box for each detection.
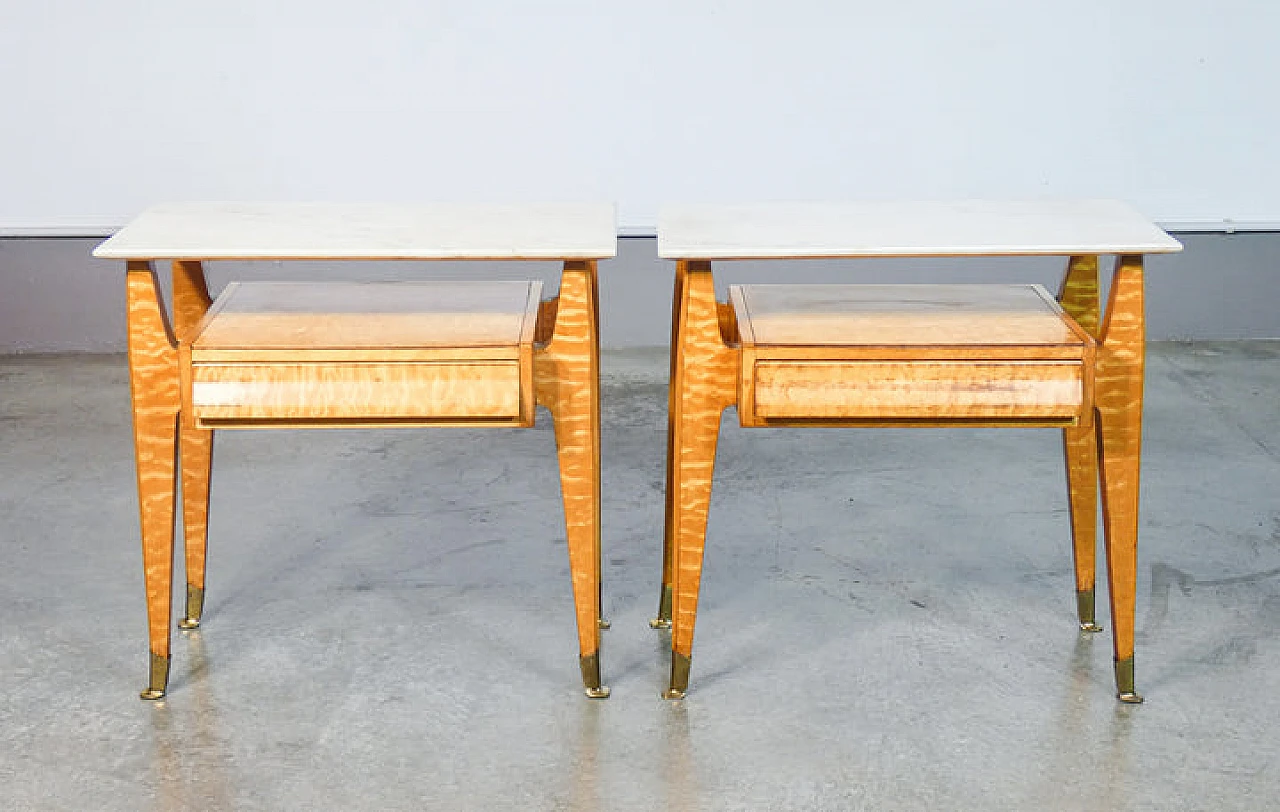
[93,203,617,260]
[658,200,1182,259]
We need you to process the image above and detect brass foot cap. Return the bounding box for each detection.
[662,688,686,700]
[178,617,201,630]
[598,618,611,630]
[584,685,611,699]
[1079,622,1104,633]
[1118,691,1145,704]
[139,688,166,701]
[649,617,672,630]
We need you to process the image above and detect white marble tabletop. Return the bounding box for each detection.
[658,200,1182,259]
[93,203,617,260]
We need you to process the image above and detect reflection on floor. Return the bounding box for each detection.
[1,343,1278,811]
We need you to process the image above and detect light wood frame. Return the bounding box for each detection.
[124,259,608,700]
[655,255,1148,702]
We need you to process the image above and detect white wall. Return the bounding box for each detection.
[3,232,1278,351]
[2,1,1277,232]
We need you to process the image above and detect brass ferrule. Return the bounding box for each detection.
[140,652,169,701]
[663,652,691,700]
[1114,657,1144,704]
[650,585,674,629]
[1076,588,1095,626]
[179,585,205,629]
[580,653,610,699]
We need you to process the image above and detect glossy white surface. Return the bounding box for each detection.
[93,203,617,260]
[658,201,1183,259]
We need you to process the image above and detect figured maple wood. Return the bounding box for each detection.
[193,281,539,352]
[752,360,1084,420]
[172,260,214,339]
[668,262,741,659]
[126,262,181,672]
[659,205,1167,701]
[189,281,542,426]
[105,203,616,699]
[738,344,1089,362]
[1058,256,1101,615]
[172,261,215,622]
[192,346,523,363]
[1096,255,1145,666]
[735,284,1085,347]
[656,265,687,621]
[1059,257,1101,336]
[731,284,1092,427]
[535,297,559,345]
[191,362,524,422]
[534,261,604,664]
[716,301,740,345]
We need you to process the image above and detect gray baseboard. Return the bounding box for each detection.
[1,232,1276,352]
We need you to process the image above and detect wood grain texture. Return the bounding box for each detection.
[1058,256,1101,335]
[736,284,1084,347]
[534,261,603,662]
[120,239,601,696]
[743,417,1083,429]
[126,262,181,667]
[172,261,214,620]
[1095,255,1145,665]
[668,262,741,659]
[1058,256,1101,613]
[662,234,1151,699]
[535,297,559,345]
[740,344,1089,362]
[193,281,539,351]
[192,362,523,421]
[657,265,687,618]
[192,346,523,363]
[190,280,541,427]
[751,360,1083,420]
[733,283,1091,427]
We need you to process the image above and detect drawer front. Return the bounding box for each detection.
[192,361,524,423]
[749,360,1084,421]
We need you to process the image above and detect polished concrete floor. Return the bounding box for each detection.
[1,344,1278,810]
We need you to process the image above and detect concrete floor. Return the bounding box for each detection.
[1,343,1278,810]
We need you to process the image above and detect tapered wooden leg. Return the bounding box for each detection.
[664,262,738,699]
[1063,428,1101,631]
[172,261,214,630]
[1095,255,1146,703]
[651,265,686,630]
[177,429,212,629]
[1058,256,1103,632]
[665,394,724,699]
[585,266,609,632]
[126,262,181,699]
[535,261,608,698]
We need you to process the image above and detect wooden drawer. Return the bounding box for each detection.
[747,359,1085,422]
[187,280,541,428]
[730,284,1095,427]
[191,361,524,426]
